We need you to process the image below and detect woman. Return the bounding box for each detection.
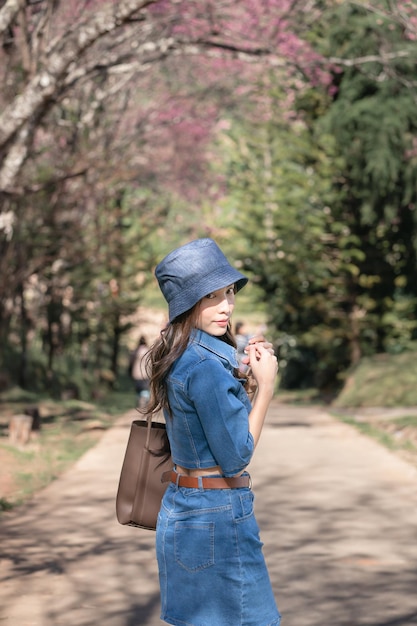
[129,335,150,407]
[146,238,280,626]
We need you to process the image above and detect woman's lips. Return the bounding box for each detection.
[215,319,229,327]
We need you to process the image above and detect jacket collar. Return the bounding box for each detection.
[190,329,239,369]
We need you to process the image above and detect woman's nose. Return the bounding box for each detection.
[218,295,232,312]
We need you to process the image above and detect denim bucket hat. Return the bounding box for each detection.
[155,238,248,322]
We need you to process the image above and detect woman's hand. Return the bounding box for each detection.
[240,335,275,367]
[247,343,278,391]
[246,343,278,446]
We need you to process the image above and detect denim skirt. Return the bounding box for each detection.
[156,480,281,626]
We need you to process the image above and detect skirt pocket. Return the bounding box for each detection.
[174,520,215,572]
[232,489,255,523]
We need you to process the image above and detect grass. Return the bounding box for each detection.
[392,415,417,428]
[332,411,417,468]
[0,381,137,512]
[333,350,417,407]
[336,414,411,451]
[327,350,417,466]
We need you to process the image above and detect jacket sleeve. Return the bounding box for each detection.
[186,358,254,476]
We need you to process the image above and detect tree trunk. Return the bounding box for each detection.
[348,304,362,365]
[17,280,29,388]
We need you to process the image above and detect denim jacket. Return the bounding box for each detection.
[164,329,254,477]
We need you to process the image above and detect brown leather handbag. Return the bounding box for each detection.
[116,416,172,530]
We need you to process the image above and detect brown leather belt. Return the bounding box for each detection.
[161,470,251,489]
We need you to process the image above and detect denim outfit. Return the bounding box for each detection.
[156,330,280,626]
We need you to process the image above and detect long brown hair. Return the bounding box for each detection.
[143,304,237,419]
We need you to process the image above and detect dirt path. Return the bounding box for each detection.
[1,402,417,626]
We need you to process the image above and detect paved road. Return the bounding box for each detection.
[1,402,417,626]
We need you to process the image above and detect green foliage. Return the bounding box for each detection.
[2,0,417,397]
[0,498,13,512]
[335,413,417,457]
[0,175,167,392]
[217,79,357,387]
[334,348,417,407]
[317,2,417,354]
[215,2,417,389]
[218,13,417,387]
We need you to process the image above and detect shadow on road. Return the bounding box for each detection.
[1,405,417,626]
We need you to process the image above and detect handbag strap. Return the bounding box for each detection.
[145,414,152,450]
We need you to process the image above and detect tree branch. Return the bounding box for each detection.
[328,49,413,67]
[0,0,156,147]
[0,0,20,36]
[0,0,156,192]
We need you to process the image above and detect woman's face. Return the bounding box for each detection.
[195,285,235,336]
